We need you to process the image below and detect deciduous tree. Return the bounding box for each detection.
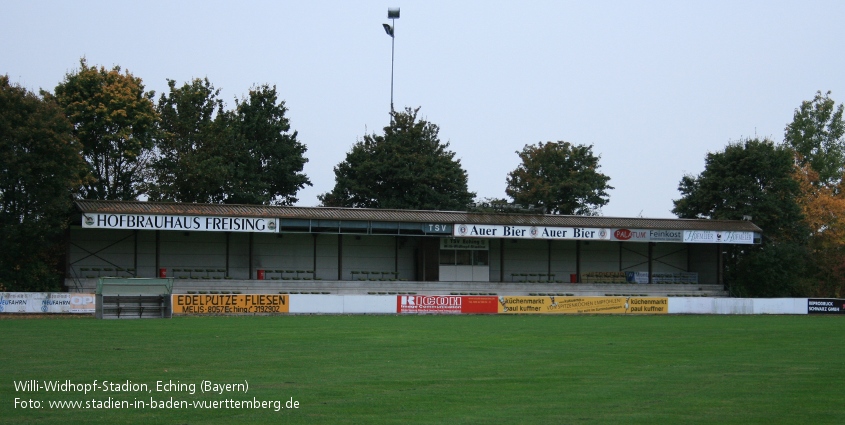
[672,138,808,296]
[505,141,612,215]
[52,58,158,200]
[0,76,86,290]
[224,84,310,205]
[148,80,310,205]
[784,90,845,186]
[319,108,474,210]
[148,78,234,203]
[794,164,845,296]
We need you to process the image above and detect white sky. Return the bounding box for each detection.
[3,0,844,218]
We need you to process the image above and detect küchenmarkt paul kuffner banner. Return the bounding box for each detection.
[497,296,668,314]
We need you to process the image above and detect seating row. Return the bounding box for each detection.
[367,291,417,295]
[511,273,560,283]
[261,270,317,280]
[79,267,136,278]
[186,291,241,294]
[171,268,230,279]
[350,271,404,281]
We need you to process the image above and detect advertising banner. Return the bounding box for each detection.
[440,238,489,250]
[171,294,289,314]
[626,272,650,284]
[497,296,668,314]
[0,293,95,313]
[611,229,684,242]
[650,272,698,284]
[580,272,699,284]
[453,224,611,241]
[581,271,627,283]
[807,298,845,314]
[83,213,278,233]
[682,230,755,244]
[396,295,498,314]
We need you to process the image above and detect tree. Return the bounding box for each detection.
[505,141,612,215]
[148,78,234,203]
[0,76,86,291]
[148,80,310,205]
[672,138,809,297]
[319,107,475,210]
[52,58,158,200]
[224,84,310,205]
[793,164,845,297]
[673,138,806,241]
[784,90,845,186]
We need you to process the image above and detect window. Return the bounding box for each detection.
[472,250,488,266]
[455,250,472,265]
[440,249,488,266]
[439,250,456,265]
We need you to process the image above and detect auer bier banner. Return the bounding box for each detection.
[454,224,610,241]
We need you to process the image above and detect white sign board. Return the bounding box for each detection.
[453,224,611,240]
[682,230,755,244]
[440,238,489,250]
[83,213,278,233]
[0,293,96,313]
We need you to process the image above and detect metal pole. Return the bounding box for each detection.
[390,18,395,114]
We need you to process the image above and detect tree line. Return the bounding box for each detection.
[673,91,845,298]
[1,58,842,297]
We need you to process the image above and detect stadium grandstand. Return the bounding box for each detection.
[65,200,761,298]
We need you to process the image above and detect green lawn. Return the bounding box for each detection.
[1,314,843,424]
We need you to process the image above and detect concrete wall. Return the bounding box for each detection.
[668,297,808,314]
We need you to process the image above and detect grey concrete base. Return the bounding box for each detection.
[66,278,727,297]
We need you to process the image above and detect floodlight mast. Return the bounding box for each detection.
[384,8,400,114]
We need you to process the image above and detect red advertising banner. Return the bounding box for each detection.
[396,295,498,314]
[461,296,499,313]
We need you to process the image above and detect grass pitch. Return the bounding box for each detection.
[1,314,843,424]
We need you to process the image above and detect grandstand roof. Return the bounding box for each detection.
[75,200,762,233]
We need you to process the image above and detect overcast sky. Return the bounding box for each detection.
[4,0,844,218]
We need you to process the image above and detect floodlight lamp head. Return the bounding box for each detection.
[388,8,400,19]
[382,23,394,37]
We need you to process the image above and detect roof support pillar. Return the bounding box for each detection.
[133,230,139,277]
[575,240,581,283]
[717,243,724,288]
[155,230,160,278]
[313,233,319,278]
[500,239,505,282]
[225,232,231,278]
[648,242,654,284]
[618,241,623,271]
[249,233,254,280]
[337,234,343,281]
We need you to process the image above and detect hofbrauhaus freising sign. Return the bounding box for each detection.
[83,213,277,233]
